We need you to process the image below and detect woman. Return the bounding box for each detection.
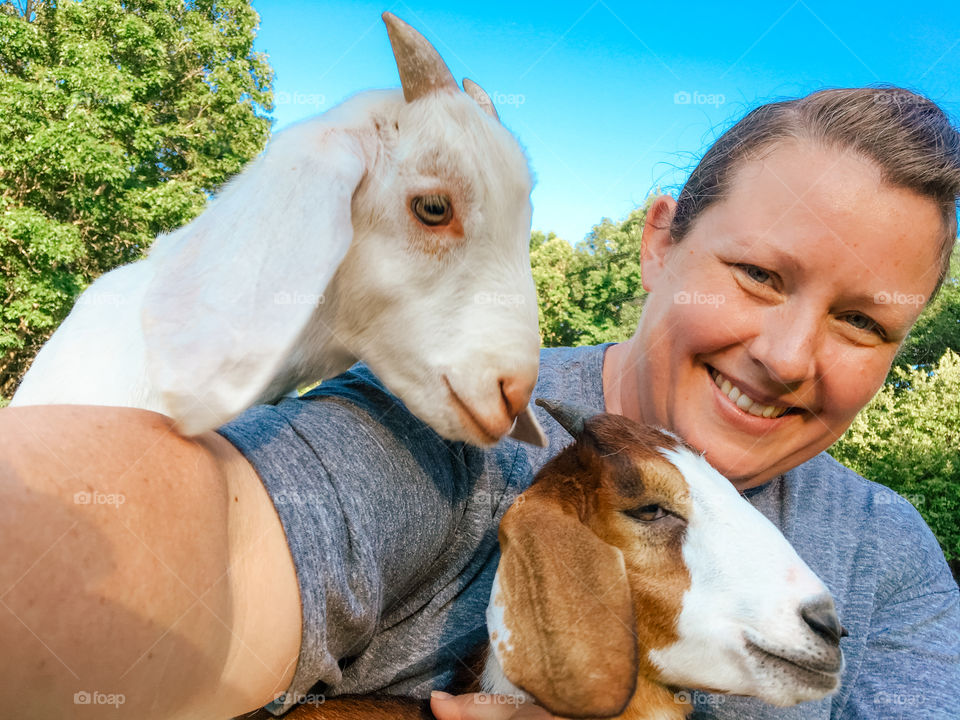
[0,87,957,720]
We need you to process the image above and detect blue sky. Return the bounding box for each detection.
[250,1,960,244]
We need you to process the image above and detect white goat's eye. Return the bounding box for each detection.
[625,504,669,522]
[411,194,453,226]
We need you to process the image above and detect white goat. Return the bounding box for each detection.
[11,13,546,446]
[256,401,846,720]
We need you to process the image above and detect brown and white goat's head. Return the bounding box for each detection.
[485,400,845,719]
[139,13,542,444]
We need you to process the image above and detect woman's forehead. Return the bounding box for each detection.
[695,141,943,297]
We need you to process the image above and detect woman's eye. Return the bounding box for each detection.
[843,313,885,337]
[625,504,669,522]
[740,264,772,284]
[410,194,453,226]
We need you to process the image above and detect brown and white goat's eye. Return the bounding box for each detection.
[410,194,453,226]
[625,504,669,522]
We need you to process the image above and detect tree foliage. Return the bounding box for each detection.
[531,204,647,347]
[829,350,960,564]
[894,252,960,376]
[0,0,273,397]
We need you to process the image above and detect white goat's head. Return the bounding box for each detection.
[139,13,543,443]
[487,401,845,719]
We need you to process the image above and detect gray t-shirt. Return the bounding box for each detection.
[218,343,960,719]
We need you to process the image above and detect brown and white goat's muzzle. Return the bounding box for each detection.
[646,448,844,707]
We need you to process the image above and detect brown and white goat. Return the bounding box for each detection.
[244,400,845,720]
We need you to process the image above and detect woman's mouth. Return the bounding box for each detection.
[708,367,797,419]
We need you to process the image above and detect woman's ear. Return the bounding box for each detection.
[640,195,677,293]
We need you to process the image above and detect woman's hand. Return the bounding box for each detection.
[430,692,556,720]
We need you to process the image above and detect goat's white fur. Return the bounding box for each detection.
[12,14,545,445]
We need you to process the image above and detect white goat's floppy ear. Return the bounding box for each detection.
[492,490,638,718]
[141,129,367,435]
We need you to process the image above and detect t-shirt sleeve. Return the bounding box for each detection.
[217,366,478,715]
[835,499,960,719]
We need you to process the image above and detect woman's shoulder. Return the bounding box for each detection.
[777,452,956,607]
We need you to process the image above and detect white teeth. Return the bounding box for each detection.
[710,369,789,419]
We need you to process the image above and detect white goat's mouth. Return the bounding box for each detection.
[442,375,502,444]
[743,638,843,689]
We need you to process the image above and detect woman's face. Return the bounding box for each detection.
[617,140,943,489]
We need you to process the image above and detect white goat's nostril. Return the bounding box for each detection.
[499,376,534,420]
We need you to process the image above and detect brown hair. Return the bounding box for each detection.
[670,87,960,299]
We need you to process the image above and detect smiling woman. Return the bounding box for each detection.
[605,89,958,492]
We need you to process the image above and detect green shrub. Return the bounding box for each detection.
[830,349,960,564]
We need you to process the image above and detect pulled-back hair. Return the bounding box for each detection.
[670,87,960,299]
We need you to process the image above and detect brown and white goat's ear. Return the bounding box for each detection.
[492,492,638,718]
[141,129,368,435]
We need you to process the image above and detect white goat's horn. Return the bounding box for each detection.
[382,12,458,102]
[535,398,601,439]
[463,78,499,121]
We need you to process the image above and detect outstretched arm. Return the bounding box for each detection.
[0,405,300,719]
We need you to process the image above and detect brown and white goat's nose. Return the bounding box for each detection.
[800,596,847,645]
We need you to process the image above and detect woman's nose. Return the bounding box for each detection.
[748,304,820,388]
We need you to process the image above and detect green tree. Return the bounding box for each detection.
[894,251,960,376]
[829,349,960,566]
[0,0,273,398]
[531,204,648,347]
